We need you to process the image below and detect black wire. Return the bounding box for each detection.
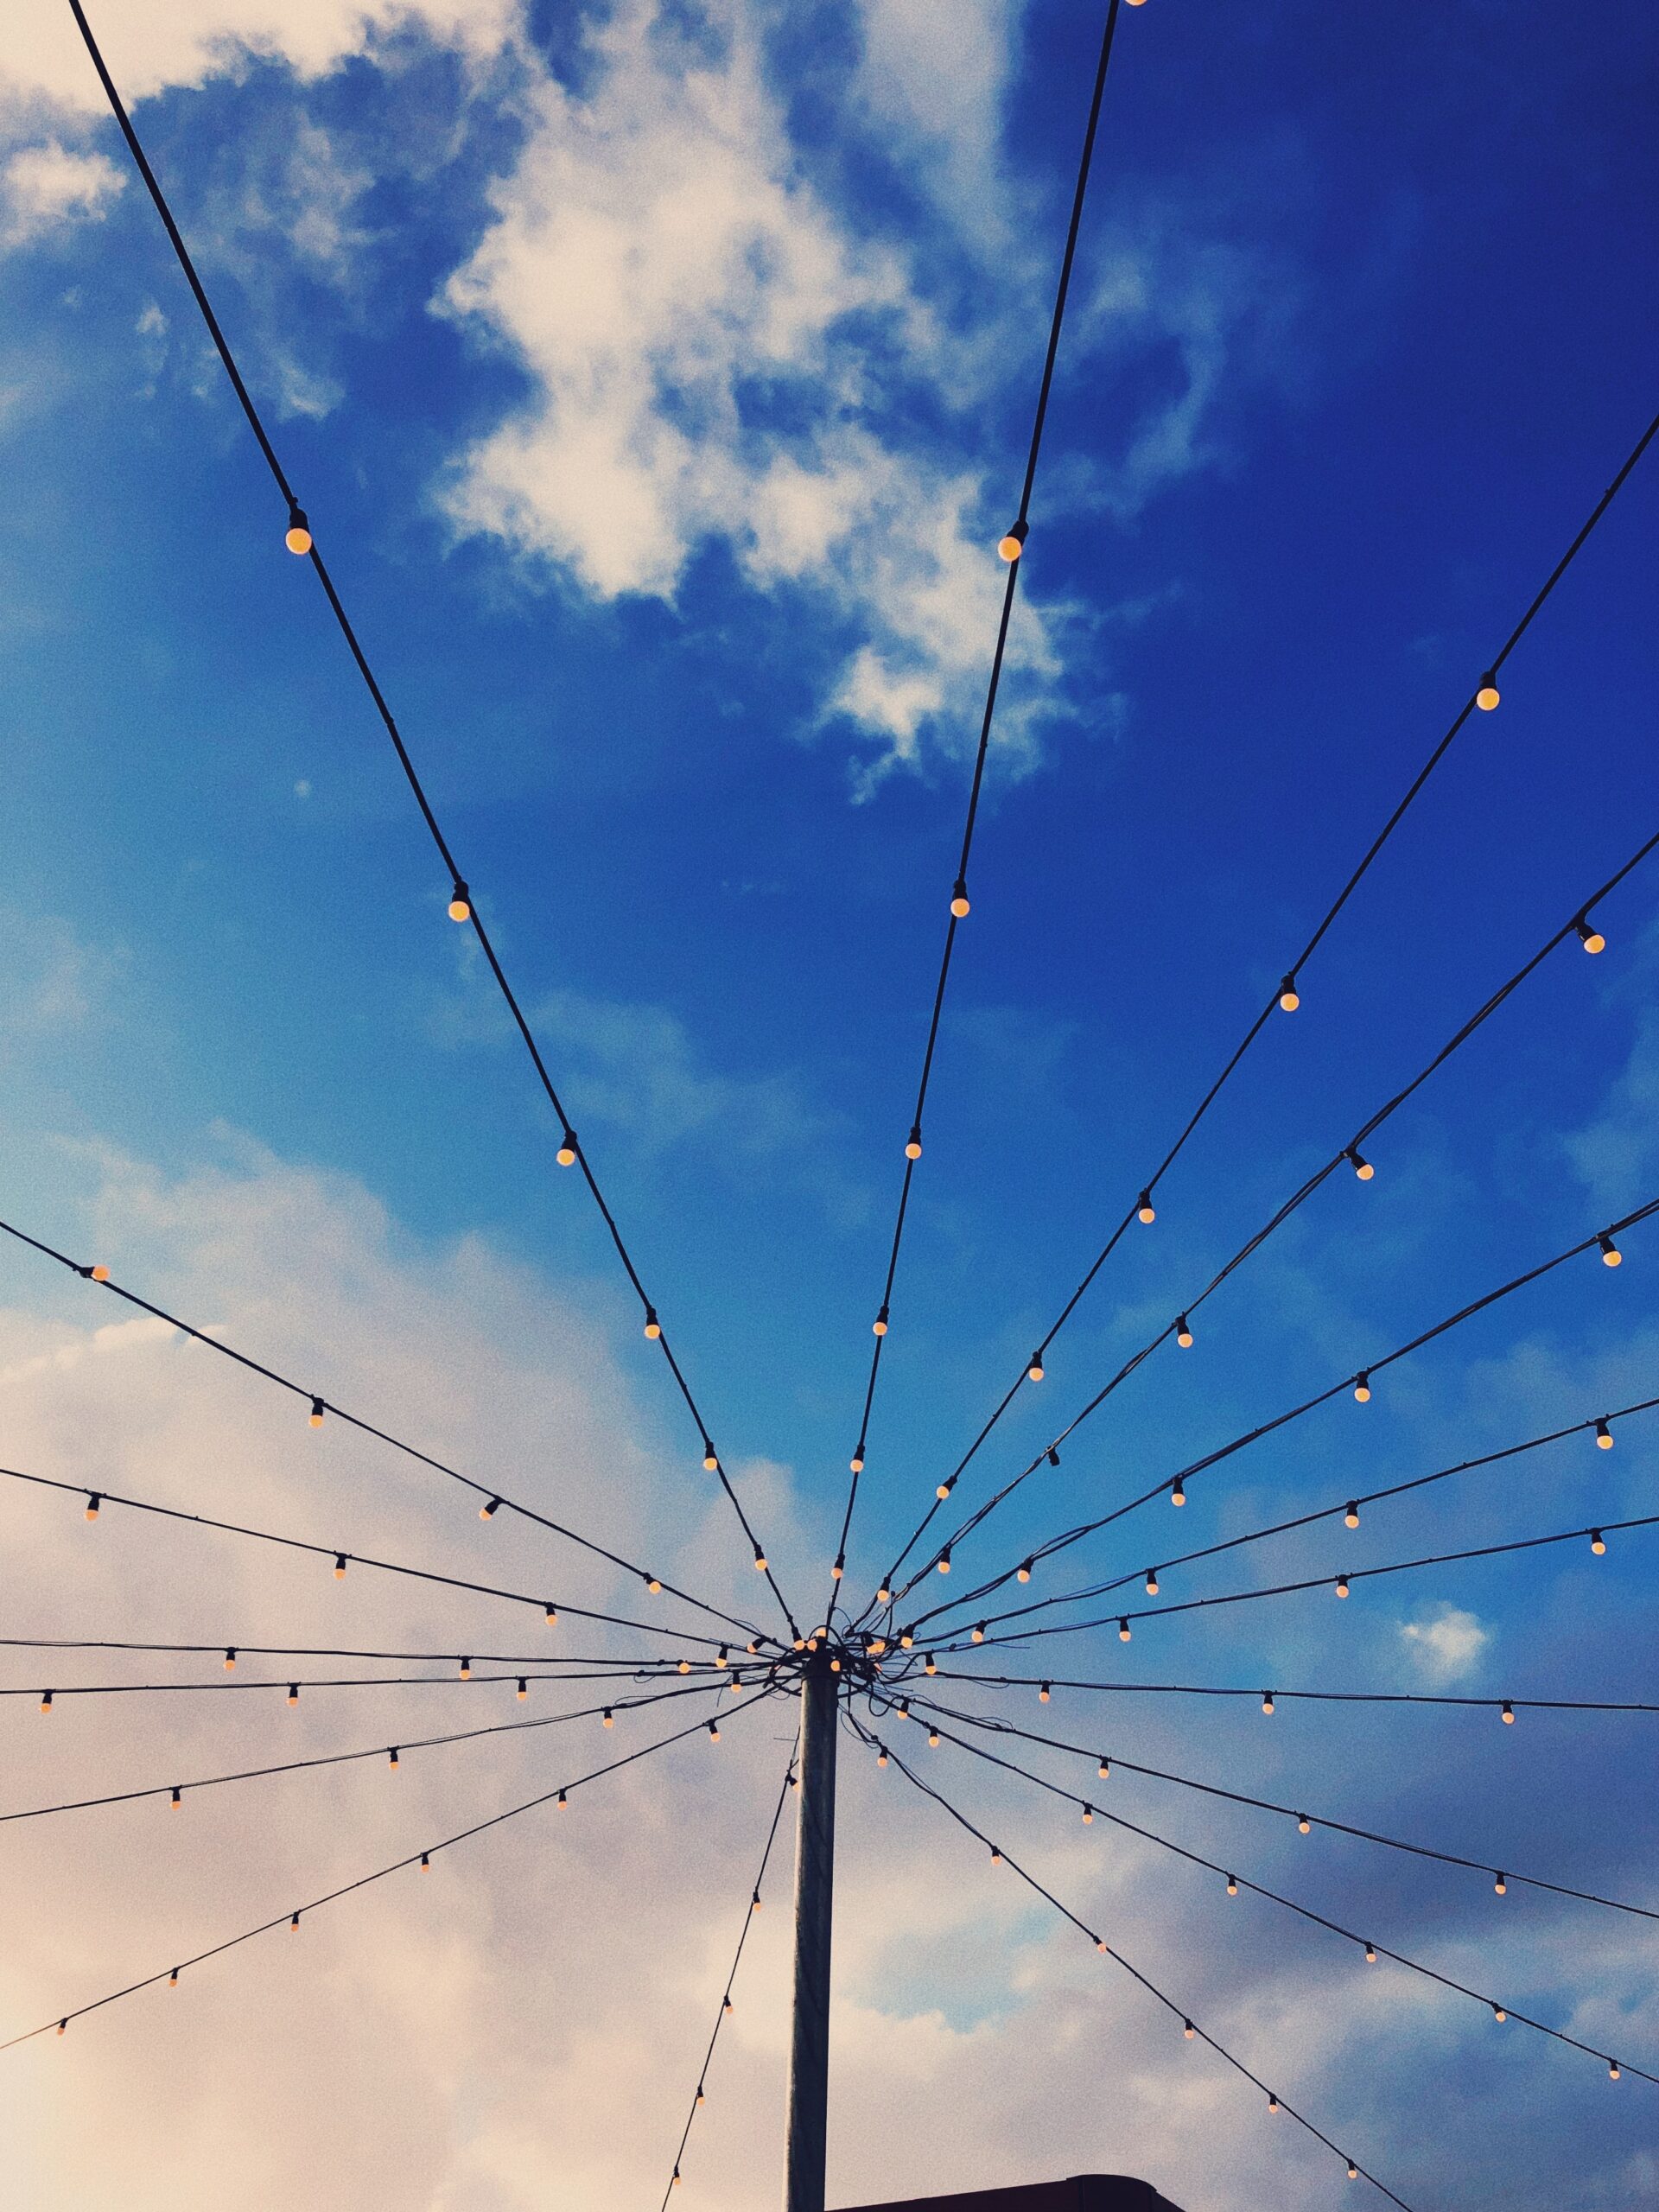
[828,0,1126,1605]
[868,407,1659,1585]
[900,1707,1655,2083]
[0,1694,746,2051]
[924,1671,1659,1717]
[3,1677,751,1826]
[933,1391,1659,1638]
[0,1635,739,1667]
[845,1709,1414,2208]
[61,0,796,1643]
[950,1508,1659,1656]
[0,1667,714,1699]
[877,831,1659,1605]
[658,1749,798,2209]
[905,1196,1659,1625]
[0,1217,771,1648]
[900,1689,1659,1922]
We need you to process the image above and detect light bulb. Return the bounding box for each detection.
[480,1497,500,1520]
[1575,915,1605,955]
[334,1553,347,1579]
[224,1649,237,1671]
[1599,1233,1622,1267]
[1595,1417,1613,1448]
[696,2086,706,2105]
[448,881,471,924]
[722,1995,733,2012]
[90,1263,111,1282]
[877,1748,889,1767]
[557,1789,568,1808]
[1118,1618,1131,1642]
[1268,2095,1279,2113]
[1226,1875,1238,1895]
[1098,1757,1110,1779]
[971,1624,986,1643]
[937,1548,952,1575]
[906,1127,923,1160]
[1039,1681,1052,1703]
[1590,1529,1606,1555]
[388,1747,400,1770]
[1183,2019,1194,2039]
[1610,2062,1622,2081]
[990,1847,1002,1866]
[831,1557,845,1581]
[900,1631,914,1648]
[751,1892,762,1914]
[285,505,312,556]
[851,1449,867,1474]
[421,1852,430,1872]
[169,1968,179,1987]
[556,1130,577,1166]
[753,1548,768,1572]
[678,1659,690,1675]
[1027,1352,1045,1382]
[544,1603,558,1625]
[170,1784,182,1808]
[1364,1943,1376,1963]
[1501,1700,1514,1725]
[876,1584,891,1604]
[1171,1479,1185,1507]
[1353,1372,1371,1402]
[1145,1571,1159,1595]
[936,1476,956,1500]
[643,1309,661,1340]
[873,1308,889,1337]
[85,1493,100,1521]
[1347,2163,1359,2181]
[997,518,1028,562]
[55,2020,66,2037]
[1083,1804,1094,1824]
[1175,1315,1193,1348]
[925,1652,938,1675]
[898,1700,911,1719]
[1262,1692,1274,1715]
[1475,673,1500,711]
[1017,1559,1033,1583]
[290,1912,302,1933]
[928,1726,940,1745]
[708,1719,721,1742]
[1278,975,1300,1013]
[288,1683,299,1706]
[1492,2004,1506,2024]
[517,1677,528,1701]
[646,1574,663,1593]
[1494,1872,1507,1894]
[602,1707,613,1727]
[459,1657,471,1679]
[1298,1814,1311,1834]
[308,1397,325,1427]
[1136,1190,1156,1224]
[950,880,970,918]
[703,1445,720,1471]
[1046,1446,1060,1467]
[1344,1501,1360,1528]
[1335,1575,1350,1599]
[869,1636,887,1655]
[1347,1146,1375,1180]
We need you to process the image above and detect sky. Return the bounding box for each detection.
[0,1,1656,2207]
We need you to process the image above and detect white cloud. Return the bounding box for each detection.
[1399,1602,1489,1681]
[0,139,123,246]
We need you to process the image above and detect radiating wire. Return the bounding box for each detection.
[925,1669,1659,1717]
[0,1217,769,1647]
[0,1667,712,1700]
[0,1635,737,1669]
[847,1709,1415,2207]
[868,412,1659,1596]
[61,0,796,1643]
[658,1749,798,2209]
[828,0,1127,1606]
[0,1697,747,2050]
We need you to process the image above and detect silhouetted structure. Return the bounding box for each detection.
[838,2176,1185,2212]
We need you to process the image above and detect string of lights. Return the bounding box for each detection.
[902,1196,1657,1625]
[898,1707,1652,2082]
[899,1690,1659,1921]
[845,1711,1414,2204]
[865,408,1659,1601]
[658,1750,798,2206]
[932,1507,1659,1656]
[0,1459,744,1652]
[924,1392,1659,1640]
[61,0,797,1643]
[2,1677,738,1827]
[0,1216,770,1648]
[827,0,1127,1606]
[0,1668,713,1700]
[0,1634,739,1667]
[875,836,1659,1609]
[925,1670,1659,1717]
[0,1696,749,2051]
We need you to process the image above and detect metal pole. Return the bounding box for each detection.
[783,1653,838,2212]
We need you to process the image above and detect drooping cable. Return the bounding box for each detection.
[658,1750,798,2208]
[847,1710,1414,2206]
[924,1670,1659,1718]
[60,0,795,1642]
[0,1666,716,1700]
[828,0,1128,1604]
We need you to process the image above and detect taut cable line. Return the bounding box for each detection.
[874,830,1659,1606]
[61,0,796,1643]
[0,1668,713,1701]
[827,0,1128,1604]
[0,1215,769,1648]
[867,407,1659,1591]
[924,1670,1659,1718]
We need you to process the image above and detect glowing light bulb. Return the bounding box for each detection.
[1183,2019,1194,2039]
[703,1444,720,1471]
[899,1631,914,1649]
[870,1636,887,1655]
[1347,1146,1375,1180]
[1494,1872,1507,1894]
[971,1624,986,1643]
[602,1707,613,1728]
[753,1547,768,1573]
[876,1585,891,1604]
[1118,1618,1131,1642]
[85,1493,100,1521]
[877,1748,889,1768]
[1226,1875,1238,1895]
[544,1603,558,1625]
[170,1785,181,1808]
[1039,1681,1052,1703]
[556,1130,577,1166]
[1082,1804,1094,1824]
[1170,1478,1185,1507]
[289,1912,301,1933]
[288,1684,299,1706]
[1348,2162,1359,2180]
[1268,2095,1279,2113]
[1501,1700,1514,1725]
[1017,1560,1033,1583]
[1590,1529,1606,1555]
[224,1649,237,1672]
[1297,1814,1311,1834]
[1027,1351,1045,1382]
[990,1847,1002,1866]
[936,1476,956,1500]
[696,2085,706,2105]
[1261,1692,1274,1715]
[1175,1314,1193,1348]
[517,1677,528,1702]
[1576,915,1605,955]
[1145,1571,1159,1595]
[751,1892,762,1914]
[1492,2004,1506,2023]
[90,1264,111,1282]
[1595,1417,1613,1449]
[925,1652,938,1675]
[308,1397,325,1427]
[1278,975,1300,1013]
[459,1657,471,1679]
[421,1852,431,1872]
[708,1719,721,1742]
[678,1659,690,1675]
[906,1127,923,1160]
[1098,1758,1110,1779]
[997,518,1028,562]
[1610,2061,1622,2081]
[1136,1190,1156,1224]
[284,505,312,556]
[1335,1575,1350,1599]
[851,1448,866,1474]
[1353,1372,1371,1402]
[1475,674,1500,711]
[169,1968,179,1986]
[480,1497,500,1521]
[56,2020,66,2037]
[872,1308,889,1337]
[1599,1233,1622,1267]
[1363,1943,1376,1963]
[831,1557,845,1581]
[927,1726,939,1745]
[448,881,471,924]
[388,1747,400,1770]
[950,880,970,918]
[1344,1501,1360,1528]
[643,1308,661,1340]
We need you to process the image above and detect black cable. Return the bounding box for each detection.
[934,1392,1659,1639]
[905,1197,1659,1624]
[877,831,1659,1605]
[0,1667,712,1700]
[925,1670,1659,1718]
[870,408,1659,1586]
[3,1676,756,1826]
[0,1696,747,2050]
[0,1636,745,1668]
[828,0,1127,1604]
[900,1688,1659,1922]
[900,1706,1655,2082]
[948,1508,1659,1656]
[0,1217,771,1648]
[658,1749,798,2208]
[61,0,796,1643]
[845,1709,1414,2207]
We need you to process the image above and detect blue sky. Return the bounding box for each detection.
[0,3,1656,2209]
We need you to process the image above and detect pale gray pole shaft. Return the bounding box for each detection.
[784,1655,838,2212]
